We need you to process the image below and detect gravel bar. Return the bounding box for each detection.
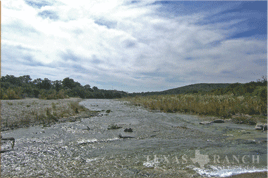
[1,98,98,131]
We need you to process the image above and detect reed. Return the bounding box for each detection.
[124,93,267,118]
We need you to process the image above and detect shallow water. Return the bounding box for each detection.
[1,99,267,177]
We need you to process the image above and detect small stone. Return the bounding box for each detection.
[244,140,256,144]
[199,121,212,125]
[239,130,250,134]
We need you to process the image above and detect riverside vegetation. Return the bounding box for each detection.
[125,77,267,125]
[1,75,266,128]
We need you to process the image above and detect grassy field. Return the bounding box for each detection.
[124,94,267,124]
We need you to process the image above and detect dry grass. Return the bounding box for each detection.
[124,94,267,121]
[1,98,97,130]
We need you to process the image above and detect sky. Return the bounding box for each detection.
[1,0,267,93]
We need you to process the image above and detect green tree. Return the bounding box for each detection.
[1,75,21,86]
[62,77,76,89]
[84,84,93,91]
[93,86,99,92]
[40,78,52,90]
[19,75,32,84]
[53,80,62,92]
[33,78,42,89]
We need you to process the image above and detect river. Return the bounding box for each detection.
[1,99,267,177]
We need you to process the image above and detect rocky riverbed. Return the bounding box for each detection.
[1,99,267,177]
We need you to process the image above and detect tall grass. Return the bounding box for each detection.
[125,94,267,118]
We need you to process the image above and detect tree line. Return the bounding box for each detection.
[0,75,128,99]
[0,74,266,102]
[210,77,267,100]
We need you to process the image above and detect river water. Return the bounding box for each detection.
[1,99,267,177]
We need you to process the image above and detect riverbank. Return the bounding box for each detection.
[1,98,99,131]
[123,95,267,126]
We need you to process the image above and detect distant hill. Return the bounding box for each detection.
[130,83,231,96]
[161,83,231,94]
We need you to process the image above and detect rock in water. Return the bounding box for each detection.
[124,128,133,132]
[118,134,135,139]
[212,119,225,123]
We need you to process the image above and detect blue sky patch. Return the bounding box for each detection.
[185,57,194,61]
[38,10,59,20]
[254,58,267,66]
[94,19,117,29]
[72,64,88,74]
[25,0,50,9]
[221,70,232,74]
[122,39,136,48]
[61,50,81,62]
[23,56,45,67]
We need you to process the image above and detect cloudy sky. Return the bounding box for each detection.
[1,0,267,92]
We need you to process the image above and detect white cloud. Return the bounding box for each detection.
[1,0,266,92]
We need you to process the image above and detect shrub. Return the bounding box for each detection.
[6,88,20,99]
[57,89,65,99]
[106,110,111,113]
[47,90,57,100]
[107,124,122,130]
